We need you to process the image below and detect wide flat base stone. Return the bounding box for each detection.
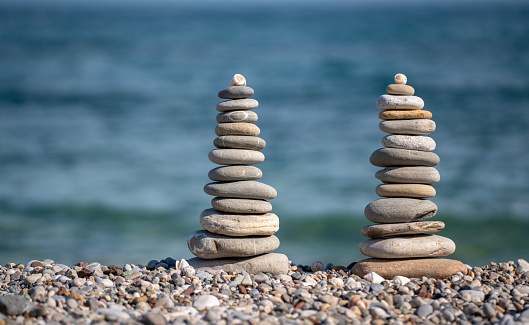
[351,258,467,279]
[188,253,289,275]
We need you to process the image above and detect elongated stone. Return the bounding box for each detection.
[216,110,258,123]
[377,95,424,110]
[381,135,436,151]
[204,181,277,200]
[386,84,415,96]
[375,167,440,184]
[370,148,440,167]
[208,149,264,165]
[359,234,456,259]
[376,184,436,198]
[211,197,272,213]
[379,110,432,120]
[214,136,266,151]
[188,253,289,275]
[200,208,279,236]
[380,119,436,135]
[364,198,437,223]
[208,166,262,181]
[215,123,260,137]
[218,86,254,99]
[351,258,467,279]
[216,99,259,112]
[361,221,445,238]
[188,230,279,259]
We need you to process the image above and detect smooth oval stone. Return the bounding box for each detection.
[376,184,436,198]
[188,230,279,259]
[216,99,259,112]
[215,123,260,137]
[361,221,445,238]
[359,234,456,259]
[214,136,266,151]
[216,110,258,123]
[381,135,436,151]
[204,181,277,200]
[379,119,436,135]
[351,258,467,279]
[218,86,254,99]
[375,167,440,184]
[199,208,279,236]
[386,84,415,96]
[208,166,262,181]
[376,95,424,110]
[208,149,264,165]
[365,198,437,223]
[188,253,289,275]
[379,110,432,120]
[370,148,440,167]
[211,197,272,214]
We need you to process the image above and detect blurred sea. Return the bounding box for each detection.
[0,1,528,267]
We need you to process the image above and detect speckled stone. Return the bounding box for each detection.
[216,110,258,123]
[216,99,259,112]
[386,84,415,96]
[211,197,272,214]
[379,110,432,120]
[364,198,437,223]
[370,148,440,167]
[208,166,262,181]
[215,123,260,137]
[351,258,467,279]
[362,221,445,238]
[379,119,436,135]
[375,167,440,184]
[218,86,254,99]
[375,184,436,198]
[376,95,424,110]
[213,136,266,151]
[208,149,264,165]
[381,135,436,151]
[204,181,277,200]
[359,234,456,259]
[199,208,279,236]
[188,253,289,275]
[188,230,279,259]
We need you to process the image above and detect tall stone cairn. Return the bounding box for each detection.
[352,73,467,279]
[187,74,289,275]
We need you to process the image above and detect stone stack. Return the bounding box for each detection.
[188,74,289,275]
[352,73,466,279]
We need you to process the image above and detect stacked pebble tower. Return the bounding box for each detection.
[187,74,289,275]
[352,73,466,279]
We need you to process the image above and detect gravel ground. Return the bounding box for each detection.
[1,258,529,325]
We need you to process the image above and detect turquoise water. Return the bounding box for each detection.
[0,2,528,266]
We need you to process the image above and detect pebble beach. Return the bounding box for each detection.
[1,258,529,325]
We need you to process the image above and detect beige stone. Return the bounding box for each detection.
[376,95,424,110]
[200,208,279,236]
[361,221,445,238]
[208,149,264,165]
[375,167,440,184]
[379,110,432,120]
[375,184,436,198]
[381,135,436,151]
[370,148,440,167]
[216,99,259,112]
[218,86,254,99]
[364,198,437,223]
[216,110,258,123]
[379,119,436,135]
[188,253,289,275]
[214,136,266,151]
[211,197,272,214]
[386,84,415,96]
[359,234,456,259]
[215,123,260,137]
[351,258,467,279]
[208,166,262,181]
[204,181,277,200]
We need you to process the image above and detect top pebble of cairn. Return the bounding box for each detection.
[218,74,254,99]
[394,73,407,85]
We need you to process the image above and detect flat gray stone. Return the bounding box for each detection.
[215,123,260,137]
[370,148,440,167]
[364,198,437,223]
[375,166,440,184]
[188,230,279,259]
[0,295,35,316]
[216,99,259,112]
[352,258,467,279]
[386,84,415,96]
[200,208,279,236]
[211,197,272,213]
[188,253,289,275]
[216,110,258,123]
[382,135,436,151]
[375,184,436,198]
[379,119,436,135]
[459,290,485,302]
[218,86,254,99]
[208,166,262,181]
[204,181,277,200]
[361,221,445,238]
[208,149,264,165]
[359,234,456,259]
[376,95,424,110]
[214,136,266,151]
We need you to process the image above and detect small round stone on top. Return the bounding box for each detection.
[231,74,246,86]
[394,73,407,85]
